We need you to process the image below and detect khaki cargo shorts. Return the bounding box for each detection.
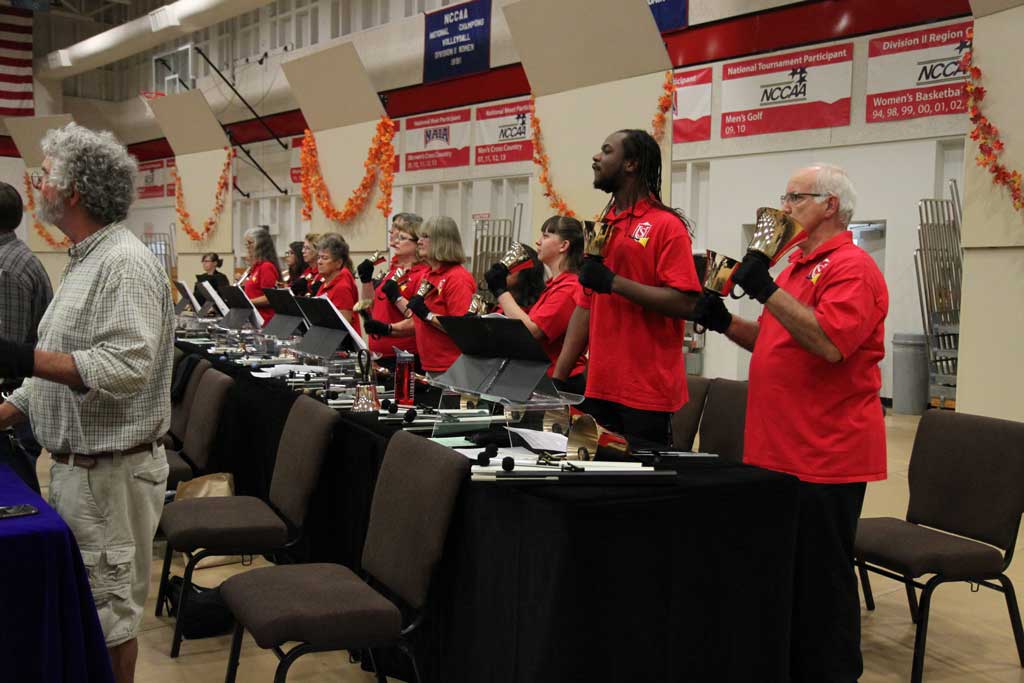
[49,446,169,647]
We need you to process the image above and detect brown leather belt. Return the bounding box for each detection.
[52,443,155,469]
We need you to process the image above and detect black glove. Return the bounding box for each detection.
[0,338,35,379]
[364,318,391,337]
[692,292,733,334]
[484,263,509,297]
[380,279,402,304]
[732,252,778,304]
[578,257,616,294]
[406,295,431,321]
[356,259,376,283]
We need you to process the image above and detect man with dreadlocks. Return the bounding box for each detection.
[553,129,700,444]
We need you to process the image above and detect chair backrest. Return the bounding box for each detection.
[907,410,1024,553]
[170,358,211,440]
[697,378,748,462]
[180,369,233,471]
[672,375,711,450]
[268,395,339,531]
[361,431,470,610]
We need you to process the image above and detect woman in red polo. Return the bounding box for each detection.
[241,226,281,324]
[316,233,361,337]
[485,215,587,393]
[297,232,323,296]
[360,219,429,368]
[386,216,476,374]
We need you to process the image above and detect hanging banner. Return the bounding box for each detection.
[474,98,532,165]
[865,20,972,124]
[137,159,165,200]
[289,135,303,190]
[393,119,401,173]
[423,0,491,84]
[720,43,853,139]
[404,108,472,171]
[672,67,711,143]
[648,0,687,33]
[165,158,176,197]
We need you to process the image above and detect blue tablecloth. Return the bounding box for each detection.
[0,463,114,683]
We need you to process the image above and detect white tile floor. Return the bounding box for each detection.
[37,413,1024,682]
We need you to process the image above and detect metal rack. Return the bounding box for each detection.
[914,180,962,410]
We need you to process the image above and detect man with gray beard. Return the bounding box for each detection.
[0,123,174,683]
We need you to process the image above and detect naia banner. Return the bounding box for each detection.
[865,20,972,124]
[720,44,853,139]
[672,67,711,143]
[404,108,471,171]
[474,98,532,165]
[137,159,166,200]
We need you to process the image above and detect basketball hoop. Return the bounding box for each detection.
[140,91,166,101]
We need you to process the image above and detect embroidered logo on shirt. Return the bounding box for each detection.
[630,221,652,247]
[808,257,831,284]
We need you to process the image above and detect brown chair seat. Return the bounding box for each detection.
[857,517,1005,579]
[159,496,288,553]
[165,449,194,491]
[220,564,402,650]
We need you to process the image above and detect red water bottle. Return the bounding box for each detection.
[395,349,415,406]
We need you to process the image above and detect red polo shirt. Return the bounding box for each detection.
[577,199,700,412]
[414,262,477,373]
[529,272,585,377]
[745,231,888,484]
[319,268,362,337]
[243,260,280,324]
[301,265,323,295]
[369,262,428,357]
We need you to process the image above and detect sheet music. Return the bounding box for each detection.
[200,280,230,316]
[174,280,202,314]
[318,294,368,351]
[505,426,569,452]
[236,285,264,327]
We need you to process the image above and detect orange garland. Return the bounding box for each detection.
[22,171,71,249]
[172,146,235,242]
[961,27,1023,213]
[300,116,397,224]
[651,70,675,144]
[530,70,676,216]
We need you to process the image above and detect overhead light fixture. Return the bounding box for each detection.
[47,49,72,70]
[149,6,180,32]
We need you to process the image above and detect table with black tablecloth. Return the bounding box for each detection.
[175,342,800,682]
[0,463,114,683]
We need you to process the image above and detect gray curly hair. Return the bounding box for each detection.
[40,122,138,226]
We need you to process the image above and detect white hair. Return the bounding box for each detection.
[809,163,856,226]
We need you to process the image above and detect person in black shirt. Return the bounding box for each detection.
[193,252,230,304]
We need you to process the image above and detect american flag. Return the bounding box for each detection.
[0,5,32,117]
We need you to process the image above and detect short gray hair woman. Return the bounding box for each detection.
[40,122,138,226]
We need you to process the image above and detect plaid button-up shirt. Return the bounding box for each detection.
[7,223,174,454]
[0,230,53,346]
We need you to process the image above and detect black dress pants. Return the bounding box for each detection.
[790,480,866,683]
[579,397,671,446]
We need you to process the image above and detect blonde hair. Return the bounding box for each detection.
[304,232,321,247]
[421,215,465,265]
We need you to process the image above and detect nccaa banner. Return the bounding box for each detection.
[423,0,491,84]
[672,67,711,143]
[474,98,532,165]
[720,44,853,138]
[648,0,687,33]
[404,108,471,171]
[865,20,972,123]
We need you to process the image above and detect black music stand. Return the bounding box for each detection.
[262,288,307,339]
[293,296,354,359]
[173,280,201,315]
[433,316,561,404]
[218,285,263,330]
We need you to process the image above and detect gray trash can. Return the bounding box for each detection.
[892,333,928,415]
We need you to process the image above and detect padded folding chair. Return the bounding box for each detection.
[166,368,233,491]
[855,410,1024,683]
[219,430,470,683]
[165,357,211,450]
[671,375,711,451]
[696,378,748,461]
[155,394,338,657]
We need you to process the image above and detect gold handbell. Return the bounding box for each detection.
[369,249,388,266]
[415,279,435,298]
[748,207,807,266]
[582,220,615,259]
[465,293,488,316]
[351,383,380,412]
[703,249,742,297]
[565,413,631,461]
[498,242,530,270]
[383,266,407,285]
[354,299,373,313]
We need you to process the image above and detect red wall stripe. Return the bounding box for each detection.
[3,0,973,161]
